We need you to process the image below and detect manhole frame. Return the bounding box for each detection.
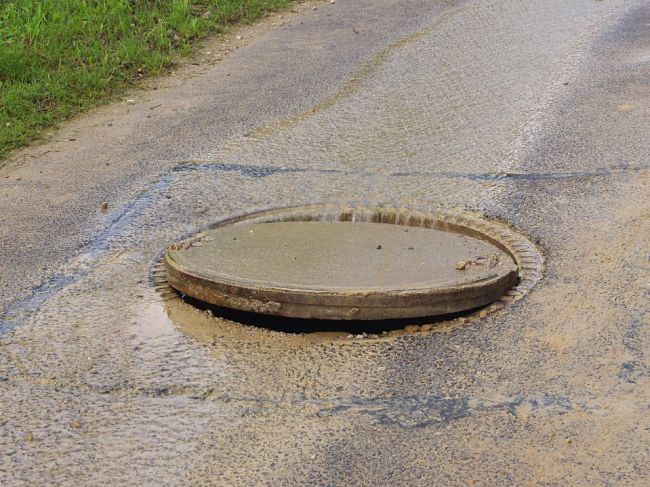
[152,203,542,327]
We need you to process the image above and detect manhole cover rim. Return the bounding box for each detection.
[164,252,517,299]
[155,203,542,321]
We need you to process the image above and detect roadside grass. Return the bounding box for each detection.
[0,0,291,160]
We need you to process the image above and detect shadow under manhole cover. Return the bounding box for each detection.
[152,204,542,336]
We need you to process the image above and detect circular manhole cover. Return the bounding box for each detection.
[164,208,522,321]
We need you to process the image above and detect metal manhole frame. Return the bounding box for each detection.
[151,203,543,330]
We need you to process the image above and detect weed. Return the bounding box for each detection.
[0,0,291,160]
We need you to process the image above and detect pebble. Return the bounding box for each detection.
[404,324,420,333]
[456,261,469,270]
[126,99,136,105]
[100,202,109,212]
[420,324,434,332]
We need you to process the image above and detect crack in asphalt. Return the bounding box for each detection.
[171,160,650,181]
[0,375,584,429]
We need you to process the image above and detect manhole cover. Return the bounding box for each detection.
[163,206,525,321]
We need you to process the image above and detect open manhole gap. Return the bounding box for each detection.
[151,203,543,339]
[182,293,488,336]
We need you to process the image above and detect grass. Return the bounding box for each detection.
[0,0,292,160]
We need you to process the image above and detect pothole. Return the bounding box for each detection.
[151,203,542,338]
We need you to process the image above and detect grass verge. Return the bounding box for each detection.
[0,0,292,160]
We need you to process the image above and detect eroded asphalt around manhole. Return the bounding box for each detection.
[1,0,650,485]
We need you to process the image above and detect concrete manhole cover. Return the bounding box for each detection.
[155,204,542,328]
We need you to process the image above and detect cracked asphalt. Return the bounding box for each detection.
[1,0,649,485]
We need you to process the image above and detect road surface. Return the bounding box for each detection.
[1,0,649,484]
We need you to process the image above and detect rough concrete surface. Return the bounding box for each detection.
[1,0,649,485]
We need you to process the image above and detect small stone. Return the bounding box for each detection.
[70,419,81,429]
[236,35,243,40]
[376,244,382,250]
[420,324,434,332]
[479,310,488,318]
[456,261,469,270]
[25,432,34,442]
[330,0,335,3]
[346,334,354,339]
[404,324,420,333]
[126,99,136,105]
[100,202,109,212]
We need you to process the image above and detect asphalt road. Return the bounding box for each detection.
[1,0,649,485]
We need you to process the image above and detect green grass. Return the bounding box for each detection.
[0,0,291,159]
